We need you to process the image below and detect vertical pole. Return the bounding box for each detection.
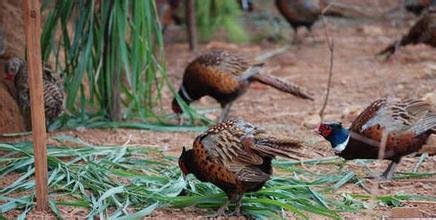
[185,0,197,51]
[22,0,48,211]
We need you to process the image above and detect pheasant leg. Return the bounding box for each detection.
[216,199,230,216]
[381,160,399,180]
[292,29,301,44]
[218,102,234,122]
[233,194,243,216]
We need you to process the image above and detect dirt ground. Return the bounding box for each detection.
[1,0,436,219]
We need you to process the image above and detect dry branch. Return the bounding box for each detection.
[318,8,335,122]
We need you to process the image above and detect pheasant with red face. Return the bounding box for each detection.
[4,57,64,130]
[179,119,315,216]
[172,50,313,122]
[318,98,435,179]
[378,7,436,58]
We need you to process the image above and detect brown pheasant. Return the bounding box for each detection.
[275,0,368,43]
[156,0,182,33]
[276,0,321,43]
[172,50,313,122]
[4,57,64,130]
[405,0,436,15]
[378,8,436,58]
[178,119,314,216]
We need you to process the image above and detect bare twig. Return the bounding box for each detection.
[185,0,197,51]
[318,12,335,122]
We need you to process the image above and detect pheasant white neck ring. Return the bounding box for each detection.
[334,135,350,153]
[180,85,194,102]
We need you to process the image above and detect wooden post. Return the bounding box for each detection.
[185,0,197,51]
[23,0,49,211]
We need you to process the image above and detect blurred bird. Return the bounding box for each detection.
[157,0,183,34]
[171,50,313,123]
[4,57,64,130]
[317,97,435,179]
[239,0,255,12]
[405,0,436,15]
[179,119,317,216]
[275,0,370,43]
[378,8,436,58]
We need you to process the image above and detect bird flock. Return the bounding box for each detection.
[1,0,435,217]
[172,0,436,216]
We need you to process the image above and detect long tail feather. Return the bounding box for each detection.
[413,113,436,135]
[323,2,372,18]
[252,74,314,100]
[253,134,328,160]
[377,42,397,57]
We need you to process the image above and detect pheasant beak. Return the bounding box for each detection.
[177,114,185,126]
[5,72,14,80]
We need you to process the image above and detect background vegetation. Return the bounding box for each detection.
[40,0,249,131]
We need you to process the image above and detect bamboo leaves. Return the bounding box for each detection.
[41,0,167,123]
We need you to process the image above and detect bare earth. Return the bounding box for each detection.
[1,0,436,219]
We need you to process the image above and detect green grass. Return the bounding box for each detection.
[40,0,209,129]
[0,137,435,219]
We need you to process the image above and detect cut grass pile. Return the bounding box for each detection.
[0,136,435,219]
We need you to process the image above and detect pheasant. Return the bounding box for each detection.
[275,0,368,43]
[157,0,182,34]
[317,97,436,179]
[378,8,436,58]
[4,57,64,130]
[275,0,321,43]
[239,0,254,12]
[405,0,436,15]
[179,119,313,216]
[171,50,313,122]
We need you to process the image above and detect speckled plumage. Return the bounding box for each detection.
[319,97,436,179]
[4,58,64,130]
[179,119,312,215]
[378,9,436,58]
[172,51,312,122]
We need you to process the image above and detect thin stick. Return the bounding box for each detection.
[23,0,48,211]
[318,12,335,122]
[185,0,197,51]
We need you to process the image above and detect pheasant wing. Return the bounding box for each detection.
[351,98,431,134]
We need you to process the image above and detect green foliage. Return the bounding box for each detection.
[40,0,180,126]
[195,0,249,43]
[2,138,434,218]
[0,137,341,219]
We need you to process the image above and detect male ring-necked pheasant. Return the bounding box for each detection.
[318,97,435,179]
[378,7,436,58]
[179,119,315,216]
[172,50,313,122]
[4,57,64,130]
